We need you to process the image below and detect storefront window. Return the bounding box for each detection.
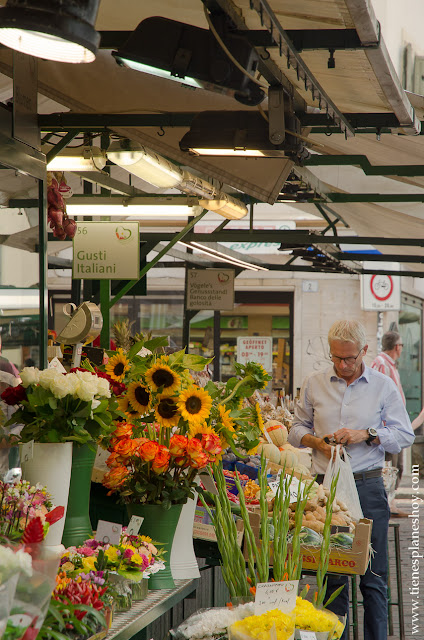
[398,294,422,421]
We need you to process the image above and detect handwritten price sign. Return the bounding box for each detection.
[255,580,298,615]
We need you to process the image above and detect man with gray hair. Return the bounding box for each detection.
[371,330,407,517]
[289,319,414,640]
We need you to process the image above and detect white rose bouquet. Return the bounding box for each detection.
[1,367,120,445]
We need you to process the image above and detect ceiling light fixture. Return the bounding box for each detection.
[107,139,183,189]
[180,111,309,161]
[189,241,268,271]
[46,146,107,171]
[0,0,101,63]
[66,204,200,218]
[178,171,217,199]
[112,16,265,106]
[178,241,267,272]
[199,194,248,220]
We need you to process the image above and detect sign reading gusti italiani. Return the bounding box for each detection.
[72,221,140,280]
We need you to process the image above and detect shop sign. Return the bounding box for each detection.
[186,269,234,310]
[72,221,140,280]
[237,336,273,374]
[361,262,401,311]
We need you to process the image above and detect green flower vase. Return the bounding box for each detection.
[62,444,96,547]
[127,503,183,590]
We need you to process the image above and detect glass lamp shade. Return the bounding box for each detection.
[0,0,101,63]
[107,140,183,189]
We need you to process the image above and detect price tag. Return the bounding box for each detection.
[48,357,67,373]
[268,474,305,503]
[94,446,110,472]
[199,469,218,495]
[298,632,317,640]
[95,520,122,545]
[126,515,144,536]
[255,580,298,615]
[21,440,34,462]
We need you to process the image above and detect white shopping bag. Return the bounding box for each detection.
[323,445,363,521]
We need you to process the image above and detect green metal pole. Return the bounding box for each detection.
[99,280,111,349]
[38,178,48,368]
[109,209,209,308]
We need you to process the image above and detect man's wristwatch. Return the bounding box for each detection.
[365,427,378,446]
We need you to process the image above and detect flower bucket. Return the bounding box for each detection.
[62,444,96,548]
[127,503,183,590]
[19,442,73,546]
[171,491,200,580]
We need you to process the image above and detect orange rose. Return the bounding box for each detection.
[103,465,128,490]
[169,434,188,456]
[113,438,135,457]
[137,440,160,461]
[113,422,133,439]
[189,451,209,469]
[186,437,203,461]
[106,452,123,468]
[202,434,222,456]
[151,445,171,474]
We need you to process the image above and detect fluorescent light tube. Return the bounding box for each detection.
[107,140,182,189]
[189,241,268,271]
[200,194,248,220]
[190,148,266,157]
[46,147,106,171]
[178,241,268,272]
[66,204,198,218]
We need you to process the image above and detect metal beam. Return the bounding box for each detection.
[328,193,424,203]
[109,210,209,307]
[45,131,80,164]
[72,171,148,196]
[334,252,424,263]
[305,154,424,176]
[248,0,355,136]
[299,113,401,129]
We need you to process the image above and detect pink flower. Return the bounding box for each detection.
[124,548,133,559]
[79,546,96,557]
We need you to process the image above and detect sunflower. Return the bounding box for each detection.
[117,395,140,422]
[145,361,181,395]
[155,395,180,428]
[127,380,151,414]
[218,405,235,432]
[178,386,212,424]
[190,422,218,439]
[255,402,265,434]
[105,348,131,382]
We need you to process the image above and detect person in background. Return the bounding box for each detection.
[0,333,20,378]
[289,319,414,640]
[370,331,408,517]
[0,362,21,476]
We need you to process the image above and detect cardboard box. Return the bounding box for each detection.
[245,517,373,576]
[193,506,244,547]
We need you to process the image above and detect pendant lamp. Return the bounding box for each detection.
[0,0,101,63]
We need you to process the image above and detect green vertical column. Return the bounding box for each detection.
[100,279,111,349]
[38,178,48,369]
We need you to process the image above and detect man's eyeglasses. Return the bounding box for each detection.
[330,349,363,366]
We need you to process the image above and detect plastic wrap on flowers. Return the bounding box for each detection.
[0,547,32,638]
[171,604,255,640]
[4,543,62,640]
[294,598,345,640]
[229,609,296,640]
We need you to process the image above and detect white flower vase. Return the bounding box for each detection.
[19,442,73,546]
[170,491,200,580]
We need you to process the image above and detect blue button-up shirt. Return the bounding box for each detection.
[289,364,414,474]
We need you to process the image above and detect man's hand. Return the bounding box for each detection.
[300,433,335,459]
[332,427,368,445]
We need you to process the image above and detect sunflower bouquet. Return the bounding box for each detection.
[98,338,271,508]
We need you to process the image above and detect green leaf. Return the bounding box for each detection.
[48,397,58,410]
[47,429,61,442]
[144,336,169,352]
[180,354,214,371]
[128,339,145,359]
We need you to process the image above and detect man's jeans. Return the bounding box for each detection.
[325,476,390,640]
